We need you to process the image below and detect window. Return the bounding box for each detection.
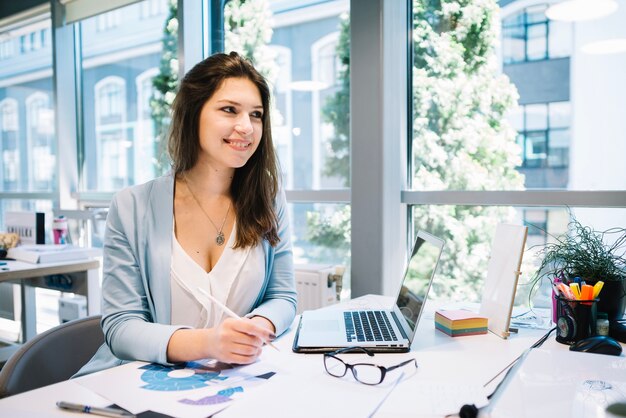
[26,93,56,190]
[80,0,170,192]
[134,68,159,184]
[97,10,121,31]
[510,102,570,172]
[502,4,572,64]
[409,0,625,306]
[223,0,351,289]
[0,98,20,189]
[95,77,128,190]
[312,32,343,189]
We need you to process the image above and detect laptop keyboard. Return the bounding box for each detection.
[344,311,398,343]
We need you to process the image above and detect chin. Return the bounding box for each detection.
[227,157,252,169]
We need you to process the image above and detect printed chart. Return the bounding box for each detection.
[78,359,279,418]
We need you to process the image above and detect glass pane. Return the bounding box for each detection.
[290,202,351,297]
[0,18,55,192]
[80,0,173,192]
[502,25,526,64]
[549,101,570,129]
[548,129,569,167]
[548,20,572,58]
[527,23,547,61]
[411,205,626,308]
[525,103,547,130]
[225,1,350,190]
[412,1,625,192]
[525,5,547,24]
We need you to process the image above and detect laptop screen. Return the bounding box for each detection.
[395,231,444,338]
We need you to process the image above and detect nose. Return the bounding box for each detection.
[234,115,254,136]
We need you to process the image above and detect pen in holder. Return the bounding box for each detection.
[555,295,598,345]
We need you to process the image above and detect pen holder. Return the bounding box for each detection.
[555,296,598,345]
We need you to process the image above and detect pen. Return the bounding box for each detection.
[56,401,135,418]
[593,281,604,298]
[196,287,280,351]
[569,282,581,300]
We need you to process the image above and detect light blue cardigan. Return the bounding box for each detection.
[76,173,297,376]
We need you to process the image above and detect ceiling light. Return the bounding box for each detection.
[545,0,618,22]
[581,38,626,55]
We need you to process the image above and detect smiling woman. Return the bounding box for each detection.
[75,52,297,377]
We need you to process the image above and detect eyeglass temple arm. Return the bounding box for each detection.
[385,358,417,372]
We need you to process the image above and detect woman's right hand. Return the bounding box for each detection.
[207,317,275,364]
[167,318,275,364]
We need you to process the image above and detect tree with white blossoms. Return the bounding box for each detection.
[313,0,525,301]
[150,0,278,176]
[150,0,178,176]
[411,0,524,301]
[224,0,278,85]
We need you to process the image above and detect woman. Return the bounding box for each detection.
[77,52,296,375]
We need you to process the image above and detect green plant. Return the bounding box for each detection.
[531,216,626,294]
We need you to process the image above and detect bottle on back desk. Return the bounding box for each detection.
[53,216,68,244]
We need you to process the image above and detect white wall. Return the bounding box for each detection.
[570,1,626,231]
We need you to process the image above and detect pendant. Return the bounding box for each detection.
[216,232,225,246]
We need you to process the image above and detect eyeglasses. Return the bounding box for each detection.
[323,346,418,385]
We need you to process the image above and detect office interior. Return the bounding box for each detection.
[0,0,625,390]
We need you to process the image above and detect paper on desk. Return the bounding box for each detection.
[378,378,489,417]
[78,358,282,418]
[216,365,409,418]
[487,348,626,418]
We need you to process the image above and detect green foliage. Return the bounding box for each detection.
[150,0,178,176]
[149,0,277,177]
[321,16,350,186]
[532,215,626,291]
[309,0,525,302]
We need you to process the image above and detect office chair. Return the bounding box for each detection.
[0,315,103,398]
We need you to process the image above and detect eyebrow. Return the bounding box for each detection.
[216,99,263,109]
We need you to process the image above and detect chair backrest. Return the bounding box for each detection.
[0,315,104,398]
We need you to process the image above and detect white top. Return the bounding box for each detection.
[170,224,265,328]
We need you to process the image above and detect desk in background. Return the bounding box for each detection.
[0,258,101,362]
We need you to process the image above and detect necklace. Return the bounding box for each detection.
[183,175,231,246]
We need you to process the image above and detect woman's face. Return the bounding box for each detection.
[196,77,264,170]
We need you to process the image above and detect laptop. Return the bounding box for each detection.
[292,230,445,353]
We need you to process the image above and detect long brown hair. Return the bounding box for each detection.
[168,51,280,248]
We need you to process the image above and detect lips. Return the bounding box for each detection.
[224,138,252,150]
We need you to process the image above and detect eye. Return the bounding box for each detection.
[221,106,236,114]
[251,111,263,119]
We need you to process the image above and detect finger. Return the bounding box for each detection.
[231,319,276,341]
[223,345,262,364]
[230,341,263,357]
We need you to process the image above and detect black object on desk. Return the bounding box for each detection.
[569,335,623,356]
[610,320,626,343]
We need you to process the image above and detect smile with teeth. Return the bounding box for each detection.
[224,138,252,150]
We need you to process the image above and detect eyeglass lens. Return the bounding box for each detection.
[324,355,347,377]
[324,356,384,385]
[351,364,383,385]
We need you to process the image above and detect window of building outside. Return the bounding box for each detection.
[0,14,55,228]
[510,101,570,171]
[502,4,572,64]
[409,0,626,307]
[222,0,351,282]
[79,0,171,192]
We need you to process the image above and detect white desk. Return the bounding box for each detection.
[0,258,101,361]
[0,298,621,418]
